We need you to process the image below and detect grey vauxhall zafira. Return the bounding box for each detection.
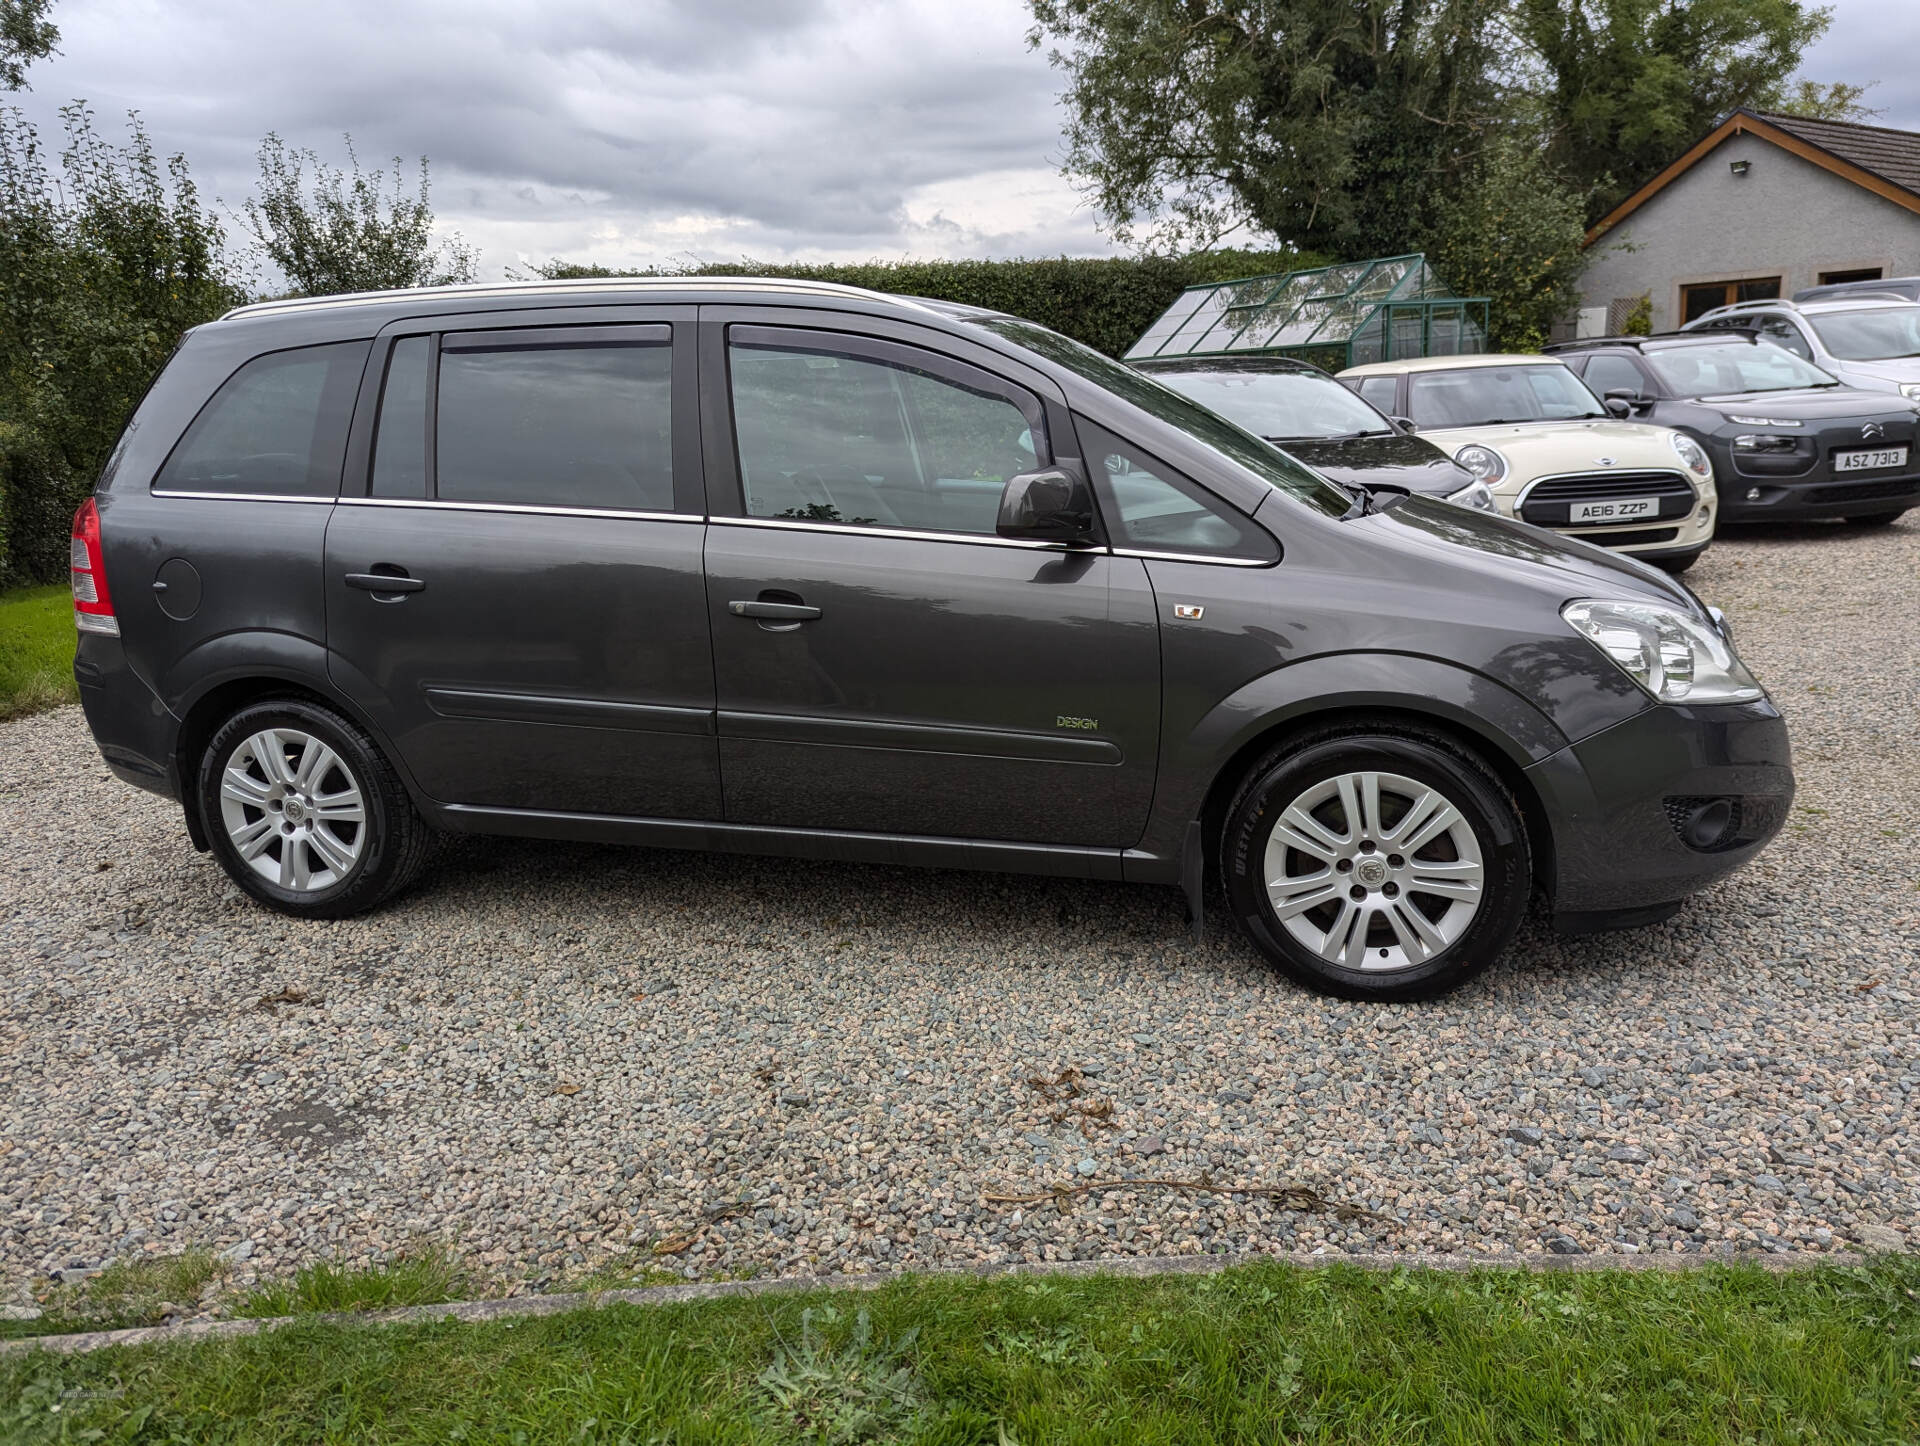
[69,279,1793,1000]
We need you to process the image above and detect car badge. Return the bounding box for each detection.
[1594,456,1617,467]
[1862,421,1886,441]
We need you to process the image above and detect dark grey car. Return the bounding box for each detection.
[1547,332,1920,525]
[71,279,1793,1000]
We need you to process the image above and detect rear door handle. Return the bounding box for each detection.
[345,572,426,594]
[728,600,821,621]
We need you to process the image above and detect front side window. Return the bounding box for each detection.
[154,341,369,497]
[1355,376,1400,412]
[729,338,1039,535]
[1806,306,1920,361]
[1581,354,1649,398]
[971,315,1352,519]
[1146,366,1394,440]
[1078,417,1278,562]
[1406,364,1605,428]
[1643,341,1837,397]
[435,337,673,511]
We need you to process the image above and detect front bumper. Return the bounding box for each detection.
[1525,699,1793,916]
[1714,469,1920,521]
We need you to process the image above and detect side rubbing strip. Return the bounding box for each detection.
[424,688,715,736]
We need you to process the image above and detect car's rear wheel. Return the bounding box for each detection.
[1650,548,1703,574]
[198,698,429,917]
[1221,726,1530,1001]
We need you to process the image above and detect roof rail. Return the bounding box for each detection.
[1545,331,1731,351]
[1800,290,1914,306]
[219,274,936,323]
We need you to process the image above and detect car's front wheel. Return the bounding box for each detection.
[197,698,430,917]
[1844,511,1904,527]
[1221,726,1531,1001]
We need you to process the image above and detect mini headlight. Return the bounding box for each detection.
[1561,600,1763,704]
[1444,479,1498,512]
[1668,431,1713,479]
[1454,444,1507,486]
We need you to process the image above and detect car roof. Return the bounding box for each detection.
[1337,352,1567,378]
[1131,354,1322,375]
[1790,296,1920,313]
[1546,332,1765,354]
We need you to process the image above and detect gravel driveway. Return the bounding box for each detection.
[3,521,1915,1306]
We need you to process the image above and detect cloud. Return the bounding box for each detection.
[9,0,1110,275]
[1796,0,1920,130]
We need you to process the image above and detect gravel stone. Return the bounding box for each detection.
[2,522,1916,1299]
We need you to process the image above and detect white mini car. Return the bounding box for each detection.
[1337,353,1718,572]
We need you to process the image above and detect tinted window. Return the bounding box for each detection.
[1581,354,1648,397]
[1146,366,1393,440]
[370,336,429,498]
[1805,305,1920,361]
[1406,363,1604,428]
[729,341,1038,535]
[1356,376,1400,412]
[1643,341,1837,396]
[1079,418,1277,562]
[155,341,368,497]
[436,339,673,511]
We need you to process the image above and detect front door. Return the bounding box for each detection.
[701,316,1160,846]
[325,308,720,819]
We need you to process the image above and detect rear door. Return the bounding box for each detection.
[324,306,720,819]
[699,310,1160,847]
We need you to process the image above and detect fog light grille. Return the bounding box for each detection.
[1663,795,1786,853]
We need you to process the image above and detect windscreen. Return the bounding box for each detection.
[1405,363,1605,428]
[1145,367,1394,440]
[1805,306,1920,361]
[1644,341,1838,396]
[974,316,1353,518]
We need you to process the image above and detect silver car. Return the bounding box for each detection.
[1685,296,1920,404]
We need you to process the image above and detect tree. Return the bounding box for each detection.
[241,133,477,297]
[0,104,241,583]
[1026,0,1509,258]
[1513,0,1866,224]
[1,0,58,90]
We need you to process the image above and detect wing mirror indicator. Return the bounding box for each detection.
[996,467,1101,546]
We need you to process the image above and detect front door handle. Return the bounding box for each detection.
[728,600,821,621]
[345,572,426,595]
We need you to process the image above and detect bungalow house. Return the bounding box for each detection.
[1572,109,1920,337]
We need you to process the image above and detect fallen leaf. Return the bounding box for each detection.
[1855,977,1883,993]
[552,1082,582,1097]
[652,1233,694,1255]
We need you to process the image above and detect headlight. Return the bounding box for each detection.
[1667,431,1713,479]
[1444,479,1498,512]
[1733,434,1797,453]
[1561,600,1763,704]
[1900,382,1920,403]
[1454,444,1507,486]
[1723,414,1801,427]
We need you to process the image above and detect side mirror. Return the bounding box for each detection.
[1602,388,1641,419]
[996,466,1099,546]
[1389,415,1418,435]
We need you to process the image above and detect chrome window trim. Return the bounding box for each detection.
[1112,547,1275,568]
[707,514,1098,553]
[149,489,337,505]
[332,497,695,523]
[1514,468,1697,512]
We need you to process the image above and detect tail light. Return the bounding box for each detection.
[71,498,119,636]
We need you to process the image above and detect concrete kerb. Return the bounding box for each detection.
[1,1247,1880,1357]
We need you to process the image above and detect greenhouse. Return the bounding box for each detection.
[1124,254,1490,372]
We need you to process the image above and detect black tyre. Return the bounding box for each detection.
[1221,725,1530,1001]
[1844,512,1904,527]
[1650,549,1702,574]
[197,698,430,918]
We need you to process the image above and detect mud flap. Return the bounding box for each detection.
[1181,818,1205,942]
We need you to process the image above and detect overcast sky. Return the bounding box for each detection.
[8,0,1917,280]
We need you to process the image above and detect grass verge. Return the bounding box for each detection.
[0,584,77,721]
[4,1256,1916,1443]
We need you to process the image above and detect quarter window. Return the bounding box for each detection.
[435,336,673,511]
[1356,376,1399,412]
[154,341,368,497]
[1078,418,1278,562]
[728,337,1041,535]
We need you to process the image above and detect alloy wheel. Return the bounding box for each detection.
[218,727,367,892]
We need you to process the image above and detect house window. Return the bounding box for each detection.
[1818,267,1883,286]
[1681,277,1781,323]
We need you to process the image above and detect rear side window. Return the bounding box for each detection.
[1078,418,1278,563]
[435,335,673,511]
[370,335,430,498]
[1355,376,1399,411]
[154,341,369,497]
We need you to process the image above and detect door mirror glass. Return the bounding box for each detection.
[1602,391,1635,418]
[996,467,1099,545]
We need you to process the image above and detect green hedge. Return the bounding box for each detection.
[533,249,1326,358]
